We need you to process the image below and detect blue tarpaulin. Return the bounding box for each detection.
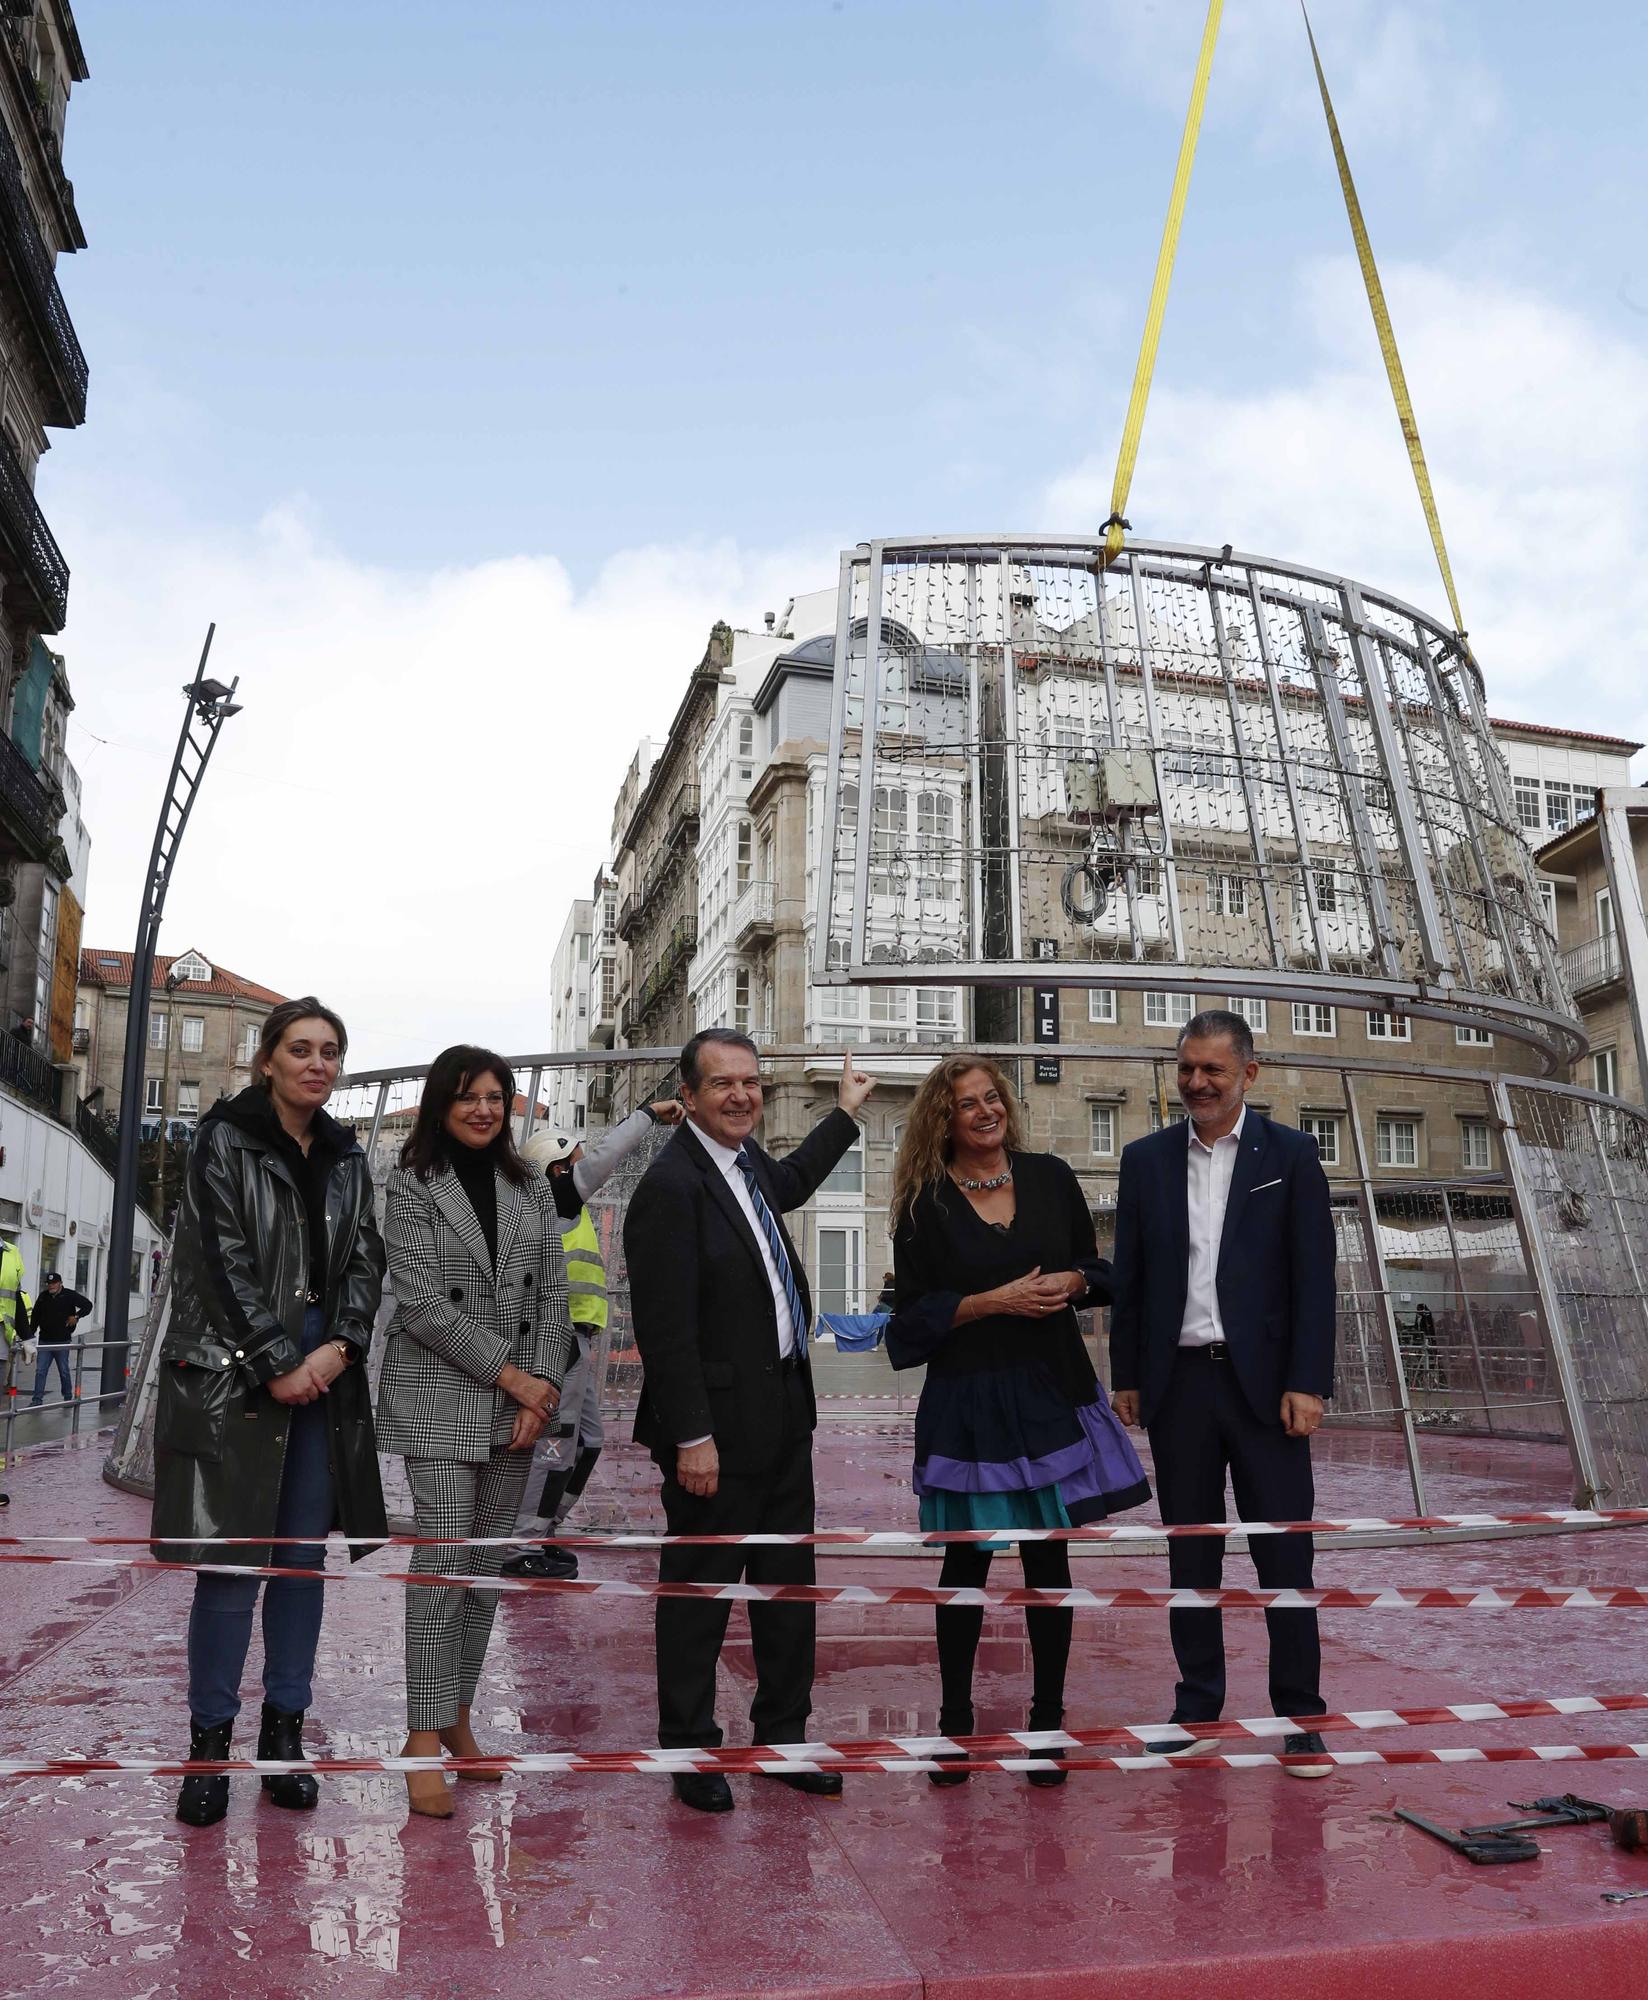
[818,1313,887,1353]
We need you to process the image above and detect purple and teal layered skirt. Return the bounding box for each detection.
[913,1365,1150,1536]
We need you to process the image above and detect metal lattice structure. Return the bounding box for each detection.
[814,537,1580,1070]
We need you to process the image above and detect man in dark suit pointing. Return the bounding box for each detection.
[1109,1009,1336,1777]
[625,1028,874,1813]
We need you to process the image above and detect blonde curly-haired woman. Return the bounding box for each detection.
[884,1055,1148,1786]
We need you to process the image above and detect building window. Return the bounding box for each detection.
[871,786,906,895]
[149,1013,168,1049]
[817,1226,863,1316]
[144,1077,163,1112]
[735,819,754,893]
[1089,1105,1117,1157]
[1088,988,1118,1025]
[176,1082,200,1121]
[915,790,959,903]
[1537,879,1557,928]
[1292,1002,1337,1037]
[1144,991,1194,1028]
[1375,1116,1420,1169]
[1131,858,1163,898]
[1459,1119,1492,1171]
[1148,1101,1189,1133]
[737,713,755,782]
[1313,871,1340,913]
[1301,1115,1340,1166]
[821,1136,864,1195]
[181,1016,205,1053]
[239,1023,259,1064]
[1455,1024,1494,1047]
[733,968,751,1034]
[1513,777,1542,830]
[1597,887,1615,937]
[1366,1011,1412,1042]
[915,989,958,1032]
[1544,782,1574,833]
[34,881,57,1027]
[1228,996,1267,1034]
[172,952,211,982]
[1209,874,1246,917]
[1594,1047,1619,1097]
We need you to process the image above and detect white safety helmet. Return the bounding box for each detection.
[521,1128,579,1173]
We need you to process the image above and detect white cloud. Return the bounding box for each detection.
[1042,255,1648,744]
[50,478,836,1070]
[1048,0,1500,169]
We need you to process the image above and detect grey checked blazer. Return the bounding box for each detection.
[375,1163,575,1463]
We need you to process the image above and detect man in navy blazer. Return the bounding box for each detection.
[1109,1009,1336,1776]
[625,1029,874,1814]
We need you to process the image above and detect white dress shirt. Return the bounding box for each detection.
[676,1120,800,1450]
[1179,1106,1246,1348]
[689,1119,799,1359]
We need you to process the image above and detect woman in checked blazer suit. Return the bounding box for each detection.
[377,1043,575,1817]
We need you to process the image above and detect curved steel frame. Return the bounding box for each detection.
[812,536,1582,1072]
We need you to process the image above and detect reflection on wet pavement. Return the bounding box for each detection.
[5,1423,1648,1996]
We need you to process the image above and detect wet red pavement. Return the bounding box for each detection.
[5,1418,1648,1997]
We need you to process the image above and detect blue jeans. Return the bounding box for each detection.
[29,1345,72,1405]
[187,1308,335,1728]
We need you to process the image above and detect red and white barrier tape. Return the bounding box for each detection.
[4,1548,1647,1611]
[6,1507,1648,1549]
[8,1741,1648,1781]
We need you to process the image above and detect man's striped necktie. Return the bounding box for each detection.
[736,1149,808,1359]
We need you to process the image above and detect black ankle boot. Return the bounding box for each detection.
[929,1707,974,1788]
[1026,1703,1067,1788]
[176,1717,233,1827]
[257,1702,319,1810]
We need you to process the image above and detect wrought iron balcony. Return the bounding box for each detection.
[616,891,640,941]
[0,426,69,632]
[0,711,66,858]
[664,781,701,851]
[0,111,88,427]
[1562,930,1623,997]
[0,1026,59,1116]
[733,879,775,944]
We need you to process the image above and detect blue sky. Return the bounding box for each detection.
[44,0,1648,1060]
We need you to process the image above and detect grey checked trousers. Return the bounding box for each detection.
[404,1452,533,1731]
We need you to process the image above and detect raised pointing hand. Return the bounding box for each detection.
[838,1050,875,1116]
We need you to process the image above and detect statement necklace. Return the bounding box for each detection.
[953,1162,1012,1192]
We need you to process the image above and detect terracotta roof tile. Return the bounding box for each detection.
[78,948,287,1007]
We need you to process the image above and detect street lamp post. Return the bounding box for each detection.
[101,630,242,1397]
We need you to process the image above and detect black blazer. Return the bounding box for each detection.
[625,1108,860,1474]
[1108,1112,1336,1427]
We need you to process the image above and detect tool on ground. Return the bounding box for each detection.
[1609,1806,1648,1851]
[1601,1890,1648,1905]
[1393,1808,1539,1865]
[1464,1794,1610,1836]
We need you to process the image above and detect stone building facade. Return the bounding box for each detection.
[76,947,286,1132]
[0,3,89,1057]
[1536,796,1648,1107]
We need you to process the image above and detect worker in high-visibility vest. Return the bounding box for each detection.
[503,1095,683,1578]
[0,1237,34,1506]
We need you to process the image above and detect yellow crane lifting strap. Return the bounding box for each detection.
[1102,0,1223,568]
[1302,6,1473,660]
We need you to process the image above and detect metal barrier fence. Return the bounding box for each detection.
[96,1043,1648,1518]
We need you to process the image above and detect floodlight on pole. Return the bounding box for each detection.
[101,626,242,1396]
